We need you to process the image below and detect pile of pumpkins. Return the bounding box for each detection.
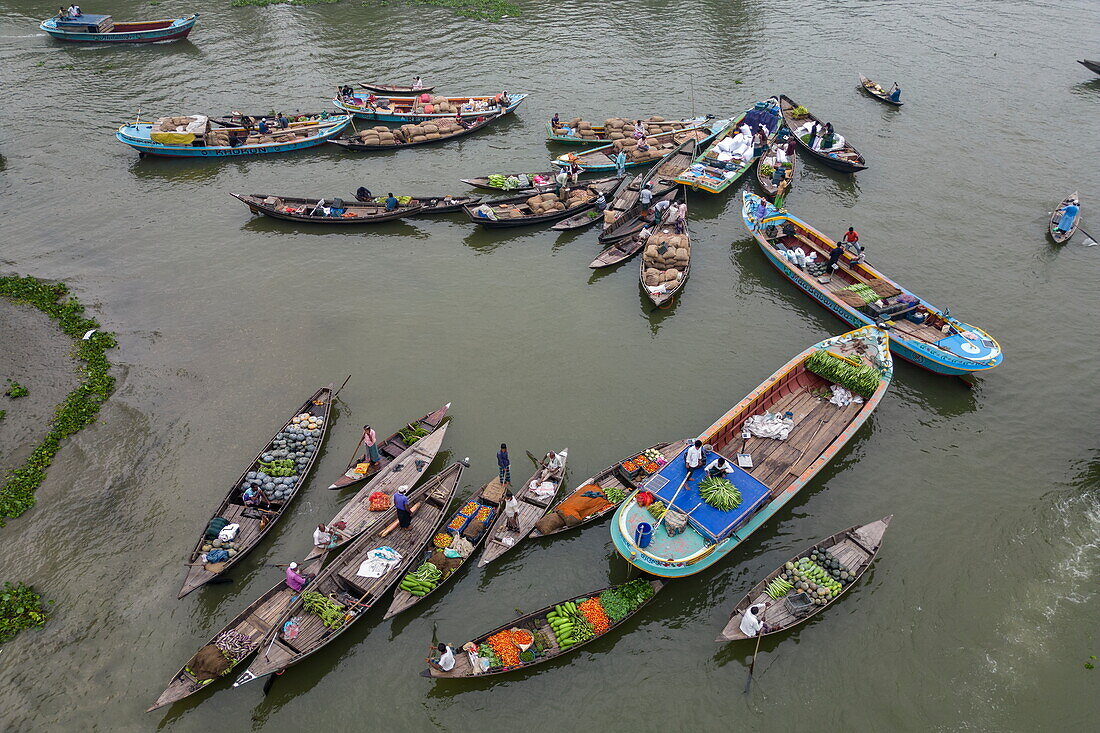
[237,412,324,503]
[642,227,690,290]
[201,538,240,557]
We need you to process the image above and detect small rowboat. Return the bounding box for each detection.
[230,193,422,225]
[329,112,502,151]
[149,553,325,711]
[412,195,482,214]
[477,450,568,568]
[742,192,1003,375]
[422,578,663,678]
[233,463,465,688]
[304,422,450,561]
[674,98,782,194]
[177,385,334,599]
[778,95,867,173]
[716,516,893,642]
[597,138,697,243]
[384,474,504,620]
[461,171,558,192]
[334,92,528,123]
[551,177,631,231]
[1049,192,1080,244]
[116,115,351,159]
[359,81,436,94]
[858,75,903,106]
[210,111,328,128]
[598,186,677,244]
[610,327,893,578]
[551,119,726,173]
[327,404,451,490]
[530,442,677,537]
[40,12,197,43]
[639,197,690,307]
[546,116,707,145]
[464,178,622,229]
[1079,59,1100,76]
[755,134,798,200]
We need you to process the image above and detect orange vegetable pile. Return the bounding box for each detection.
[621,460,638,472]
[475,506,493,521]
[461,501,478,514]
[579,598,610,634]
[433,533,452,548]
[487,630,522,666]
[448,515,466,530]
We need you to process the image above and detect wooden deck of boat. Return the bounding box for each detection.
[478,453,566,566]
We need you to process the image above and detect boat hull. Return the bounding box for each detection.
[116,118,350,158]
[40,14,197,43]
[334,94,527,122]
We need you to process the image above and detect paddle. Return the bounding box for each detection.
[1078,225,1098,246]
[334,374,353,397]
[743,627,763,693]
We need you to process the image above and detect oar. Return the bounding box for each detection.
[743,627,763,693]
[333,373,353,397]
[1078,225,1098,246]
[653,474,690,533]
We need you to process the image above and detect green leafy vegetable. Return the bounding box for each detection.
[698,476,742,511]
[804,349,882,398]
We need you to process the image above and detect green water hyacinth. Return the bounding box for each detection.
[0,582,51,643]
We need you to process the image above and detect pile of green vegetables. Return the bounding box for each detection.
[790,105,810,118]
[399,423,429,446]
[759,163,775,177]
[805,349,881,398]
[842,283,880,305]
[372,195,414,206]
[765,576,793,599]
[646,500,667,519]
[399,562,441,596]
[302,591,346,629]
[603,484,626,504]
[597,579,656,622]
[698,476,742,511]
[488,174,522,190]
[258,458,295,477]
[546,601,593,649]
[478,643,501,667]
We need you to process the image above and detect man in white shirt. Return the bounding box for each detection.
[545,451,564,476]
[431,643,456,672]
[638,183,654,207]
[739,602,769,637]
[706,455,734,478]
[313,523,340,549]
[684,439,704,478]
[504,491,521,531]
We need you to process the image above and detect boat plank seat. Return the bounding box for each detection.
[219,504,265,549]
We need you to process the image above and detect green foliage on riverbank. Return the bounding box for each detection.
[0,276,117,525]
[0,582,51,643]
[5,381,29,398]
[228,0,520,20]
[230,0,340,6]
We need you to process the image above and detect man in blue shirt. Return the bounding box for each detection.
[497,443,510,486]
[385,193,399,211]
[888,83,902,103]
[394,485,411,529]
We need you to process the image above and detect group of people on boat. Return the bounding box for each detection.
[56,4,81,18]
[797,120,846,153]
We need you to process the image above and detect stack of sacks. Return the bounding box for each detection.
[525,192,568,215]
[612,137,664,162]
[493,204,524,219]
[563,188,594,208]
[356,125,399,145]
[205,130,231,146]
[152,116,199,133]
[642,228,690,288]
[565,118,600,140]
[644,116,686,134]
[603,118,629,140]
[426,95,459,114]
[396,120,457,143]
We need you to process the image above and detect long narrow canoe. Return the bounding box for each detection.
[234,463,465,687]
[477,450,568,567]
[530,442,677,537]
[742,192,1003,375]
[778,95,866,172]
[597,138,697,244]
[177,385,333,599]
[716,516,893,641]
[598,186,678,245]
[359,81,436,94]
[304,423,450,561]
[461,171,559,192]
[546,116,705,145]
[334,93,528,123]
[674,98,781,194]
[149,553,325,711]
[551,120,725,173]
[1049,191,1080,244]
[422,578,663,678]
[329,112,502,151]
[327,404,451,490]
[230,193,422,224]
[858,75,903,106]
[639,197,690,307]
[384,474,504,619]
[610,326,894,578]
[464,178,622,229]
[755,134,798,200]
[551,177,631,231]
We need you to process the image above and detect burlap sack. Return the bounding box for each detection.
[527,195,542,208]
[535,513,566,534]
[569,117,582,127]
[462,518,485,541]
[425,132,441,139]
[412,134,428,142]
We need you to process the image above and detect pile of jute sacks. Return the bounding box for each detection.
[559,115,687,141]
[354,116,467,146]
[491,187,594,219]
[642,226,690,289]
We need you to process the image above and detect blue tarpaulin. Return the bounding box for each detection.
[642,449,772,541]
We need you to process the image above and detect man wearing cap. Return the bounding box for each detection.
[394,486,412,529]
[285,562,310,592]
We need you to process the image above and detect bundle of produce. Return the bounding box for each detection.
[486,629,523,666]
[525,192,567,214]
[302,591,346,629]
[765,576,794,599]
[258,458,296,477]
[598,579,656,621]
[432,532,452,549]
[642,447,665,464]
[369,491,390,511]
[809,547,854,582]
[475,506,493,522]
[546,601,594,649]
[488,174,523,190]
[790,105,810,119]
[775,557,843,606]
[477,643,502,668]
[697,476,742,511]
[511,628,534,650]
[399,562,442,596]
[603,484,627,504]
[646,500,667,519]
[759,163,776,177]
[399,422,429,444]
[213,629,252,660]
[370,195,414,207]
[842,283,880,305]
[621,459,640,474]
[578,598,610,634]
[448,514,469,531]
[804,349,881,398]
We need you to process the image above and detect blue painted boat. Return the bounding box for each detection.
[333,93,528,123]
[674,97,782,193]
[40,13,197,43]
[610,326,893,578]
[552,117,729,172]
[115,115,351,158]
[741,192,1003,375]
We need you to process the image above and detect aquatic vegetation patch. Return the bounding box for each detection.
[0,275,117,525]
[230,0,341,6]
[405,0,520,21]
[0,582,51,643]
[4,380,29,398]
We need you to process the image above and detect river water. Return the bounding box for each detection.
[1,0,1098,730]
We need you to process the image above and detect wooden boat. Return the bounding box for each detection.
[305,422,450,561]
[551,120,726,174]
[741,191,1003,375]
[177,385,333,599]
[639,197,690,307]
[328,112,502,151]
[530,442,678,537]
[546,116,707,145]
[674,98,782,194]
[610,326,894,578]
[477,450,568,567]
[1079,59,1100,76]
[778,95,867,173]
[551,177,631,231]
[412,195,482,214]
[116,115,351,159]
[858,75,903,106]
[1049,192,1080,244]
[422,578,663,678]
[464,178,622,229]
[149,553,325,711]
[40,12,197,43]
[461,171,559,192]
[210,111,328,128]
[597,137,699,243]
[233,463,465,687]
[598,186,678,244]
[326,404,451,490]
[716,516,893,641]
[755,134,798,199]
[334,92,528,123]
[384,474,505,620]
[589,231,649,269]
[359,81,436,94]
[230,193,422,225]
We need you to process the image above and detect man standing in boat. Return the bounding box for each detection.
[497,443,511,487]
[685,439,704,479]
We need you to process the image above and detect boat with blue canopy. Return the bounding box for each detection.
[115,114,350,158]
[333,92,528,123]
[673,97,782,194]
[40,11,197,43]
[741,191,1003,375]
[610,326,893,578]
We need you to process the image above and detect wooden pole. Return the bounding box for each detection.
[743,627,763,693]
